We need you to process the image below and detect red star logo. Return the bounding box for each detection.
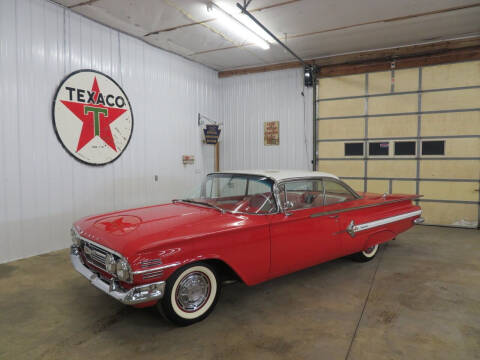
[99,217,135,233]
[61,77,127,152]
[94,215,140,235]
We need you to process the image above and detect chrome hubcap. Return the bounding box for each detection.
[363,244,378,256]
[175,272,211,312]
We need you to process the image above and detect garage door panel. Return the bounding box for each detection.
[367,160,416,178]
[317,141,346,157]
[420,160,480,180]
[421,112,480,136]
[392,180,416,195]
[368,71,390,94]
[369,94,417,114]
[368,115,417,138]
[422,61,480,89]
[367,180,389,194]
[420,202,478,228]
[422,88,480,111]
[318,98,364,118]
[317,160,364,177]
[342,179,364,193]
[420,181,479,201]
[317,74,365,99]
[444,138,480,157]
[368,68,419,94]
[318,118,364,139]
[394,68,420,92]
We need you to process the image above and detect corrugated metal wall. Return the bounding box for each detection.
[220,69,313,171]
[0,0,220,263]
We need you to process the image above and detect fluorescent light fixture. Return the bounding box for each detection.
[207,1,270,50]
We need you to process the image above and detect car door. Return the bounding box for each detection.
[269,178,343,278]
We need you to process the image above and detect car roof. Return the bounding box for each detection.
[209,169,339,182]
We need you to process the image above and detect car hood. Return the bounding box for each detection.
[74,202,253,257]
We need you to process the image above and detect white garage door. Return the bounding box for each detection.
[316,60,480,228]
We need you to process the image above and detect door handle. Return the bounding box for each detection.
[328,215,339,219]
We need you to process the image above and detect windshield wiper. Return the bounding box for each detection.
[174,199,226,213]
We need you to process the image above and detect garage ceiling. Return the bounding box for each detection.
[52,0,480,71]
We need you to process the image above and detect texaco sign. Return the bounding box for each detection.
[53,70,133,165]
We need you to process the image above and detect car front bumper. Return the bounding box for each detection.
[70,246,166,305]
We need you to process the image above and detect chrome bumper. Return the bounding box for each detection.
[413,217,425,224]
[70,246,165,305]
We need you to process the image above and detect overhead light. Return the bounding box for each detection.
[207,2,270,50]
[214,1,275,43]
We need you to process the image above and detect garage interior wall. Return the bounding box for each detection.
[0,0,222,263]
[220,68,313,171]
[316,61,480,228]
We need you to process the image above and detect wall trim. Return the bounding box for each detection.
[218,37,480,78]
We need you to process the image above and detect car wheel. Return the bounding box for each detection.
[159,262,220,326]
[351,244,379,262]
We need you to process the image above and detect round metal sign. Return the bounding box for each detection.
[52,69,133,165]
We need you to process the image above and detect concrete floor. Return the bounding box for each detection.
[0,226,479,360]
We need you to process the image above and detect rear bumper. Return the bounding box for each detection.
[70,246,165,305]
[413,217,425,224]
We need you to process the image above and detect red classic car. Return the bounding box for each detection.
[70,170,423,325]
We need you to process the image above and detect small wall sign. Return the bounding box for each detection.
[52,69,133,165]
[182,155,195,165]
[203,124,221,144]
[264,121,279,146]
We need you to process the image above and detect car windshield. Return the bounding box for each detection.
[181,174,277,214]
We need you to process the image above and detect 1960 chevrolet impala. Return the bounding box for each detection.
[70,170,423,325]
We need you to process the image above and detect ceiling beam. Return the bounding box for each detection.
[288,3,480,41]
[69,0,100,8]
[218,37,480,78]
[145,0,301,37]
[192,3,480,57]
[318,46,480,78]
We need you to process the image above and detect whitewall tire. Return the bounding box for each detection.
[351,244,379,262]
[159,262,220,326]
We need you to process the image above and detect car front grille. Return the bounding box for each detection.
[83,242,109,271]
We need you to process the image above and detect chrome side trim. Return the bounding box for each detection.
[143,270,164,280]
[70,248,165,305]
[350,210,422,235]
[132,262,181,275]
[310,196,421,218]
[140,258,163,268]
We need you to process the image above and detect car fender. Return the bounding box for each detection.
[363,229,397,250]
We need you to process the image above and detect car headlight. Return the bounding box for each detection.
[105,254,116,274]
[116,259,132,282]
[71,227,81,247]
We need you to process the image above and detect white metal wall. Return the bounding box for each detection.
[220,68,313,171]
[0,0,220,263]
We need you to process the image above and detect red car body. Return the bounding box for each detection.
[71,170,422,317]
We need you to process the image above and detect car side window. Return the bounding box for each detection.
[281,179,324,211]
[323,179,357,205]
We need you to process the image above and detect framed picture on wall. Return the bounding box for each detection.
[264,121,279,146]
